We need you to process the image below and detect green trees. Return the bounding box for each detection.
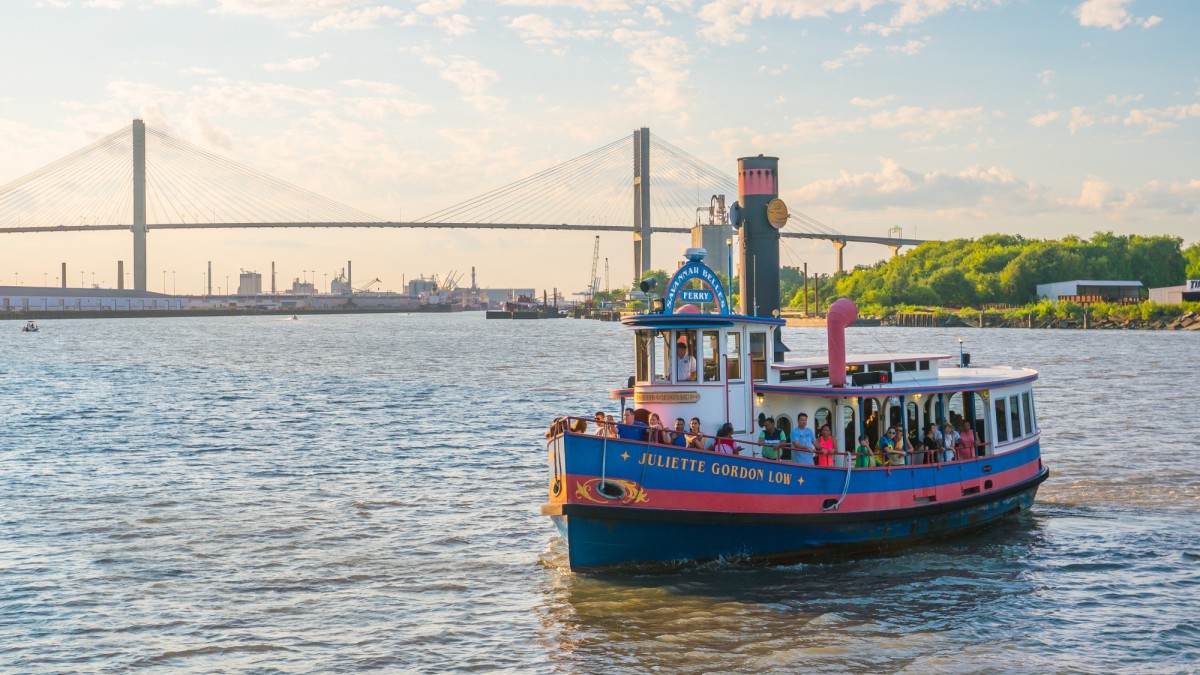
[1183,242,1200,279]
[830,232,1189,307]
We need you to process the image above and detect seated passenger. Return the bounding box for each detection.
[854,434,874,468]
[671,417,688,447]
[815,424,835,467]
[791,412,816,465]
[757,416,788,460]
[685,417,706,449]
[615,408,648,441]
[592,411,608,436]
[545,417,567,439]
[710,422,736,454]
[647,412,671,445]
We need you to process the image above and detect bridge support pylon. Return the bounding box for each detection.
[131,119,148,291]
[632,127,651,286]
[831,238,846,274]
[888,244,902,258]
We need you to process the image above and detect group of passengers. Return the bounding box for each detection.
[554,406,984,466]
[587,409,737,454]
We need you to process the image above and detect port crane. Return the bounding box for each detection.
[574,236,601,302]
[355,278,381,292]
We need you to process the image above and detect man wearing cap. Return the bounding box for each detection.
[675,340,697,381]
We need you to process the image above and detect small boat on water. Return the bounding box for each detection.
[21,320,39,332]
[541,155,1048,571]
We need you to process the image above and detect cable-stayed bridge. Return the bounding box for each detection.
[0,120,925,291]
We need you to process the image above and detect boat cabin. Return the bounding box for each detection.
[615,250,1039,467]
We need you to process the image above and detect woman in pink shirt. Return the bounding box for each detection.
[815,424,835,466]
[956,421,977,461]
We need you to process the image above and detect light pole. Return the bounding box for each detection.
[80,271,85,287]
[958,337,965,368]
[226,276,229,296]
[172,271,176,296]
[323,273,328,293]
[43,272,47,286]
[92,272,96,287]
[162,270,166,293]
[14,272,18,285]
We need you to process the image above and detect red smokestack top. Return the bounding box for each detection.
[826,298,858,387]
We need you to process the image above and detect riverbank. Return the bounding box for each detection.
[2,307,425,321]
[884,309,1200,330]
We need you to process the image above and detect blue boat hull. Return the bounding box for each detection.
[547,468,1048,570]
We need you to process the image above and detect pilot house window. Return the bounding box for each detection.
[702,330,720,382]
[750,333,767,382]
[726,332,742,380]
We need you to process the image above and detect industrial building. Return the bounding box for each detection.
[1035,280,1144,303]
[0,286,185,312]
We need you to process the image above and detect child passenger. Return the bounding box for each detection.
[854,434,874,468]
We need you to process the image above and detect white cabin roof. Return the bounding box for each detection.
[772,352,953,370]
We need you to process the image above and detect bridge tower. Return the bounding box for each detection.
[632,127,651,285]
[132,119,148,291]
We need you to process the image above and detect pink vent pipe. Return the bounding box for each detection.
[826,298,858,387]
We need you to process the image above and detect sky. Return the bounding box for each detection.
[0,0,1197,295]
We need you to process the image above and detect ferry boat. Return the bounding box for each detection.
[541,155,1049,571]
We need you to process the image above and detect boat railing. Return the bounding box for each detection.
[553,415,863,465]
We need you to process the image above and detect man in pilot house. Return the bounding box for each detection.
[675,340,697,381]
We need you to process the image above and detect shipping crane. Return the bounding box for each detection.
[586,236,600,300]
[355,278,381,292]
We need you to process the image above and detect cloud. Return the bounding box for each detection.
[611,28,692,116]
[262,54,329,72]
[421,55,506,113]
[850,95,895,108]
[697,0,995,44]
[1123,103,1200,134]
[1074,0,1161,31]
[1067,106,1095,134]
[309,6,402,32]
[790,157,1047,213]
[888,37,931,56]
[822,44,871,71]
[1028,111,1060,127]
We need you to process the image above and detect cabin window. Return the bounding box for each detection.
[846,364,864,375]
[635,331,652,383]
[653,331,670,382]
[895,361,917,373]
[1022,392,1035,435]
[780,369,808,382]
[750,332,767,382]
[815,407,831,431]
[842,405,857,453]
[863,398,882,448]
[675,330,699,382]
[810,367,830,380]
[1009,395,1021,440]
[919,360,930,370]
[701,330,720,382]
[726,332,742,380]
[867,363,890,372]
[905,401,919,438]
[971,393,989,454]
[995,397,1009,443]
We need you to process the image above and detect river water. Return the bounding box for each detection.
[2,314,1197,672]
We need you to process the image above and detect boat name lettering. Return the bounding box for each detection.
[634,391,701,404]
[1189,279,1200,291]
[637,452,706,475]
[663,261,730,315]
